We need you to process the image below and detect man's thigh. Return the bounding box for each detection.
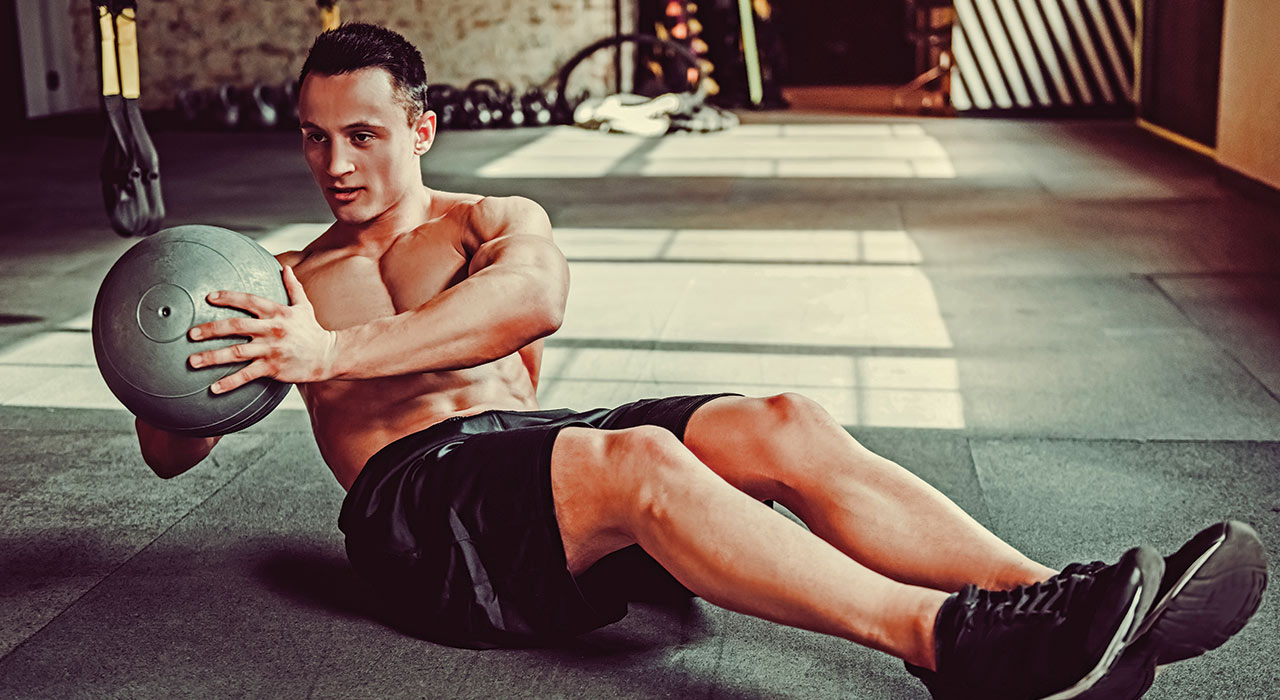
[549,425,644,575]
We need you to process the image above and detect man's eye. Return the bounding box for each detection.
[305,133,325,143]
[353,133,374,143]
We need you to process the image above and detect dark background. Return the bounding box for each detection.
[774,0,914,85]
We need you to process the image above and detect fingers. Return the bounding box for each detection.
[189,345,269,394]
[208,361,270,394]
[188,339,268,370]
[183,270,313,393]
[281,266,309,305]
[188,316,274,342]
[204,290,281,318]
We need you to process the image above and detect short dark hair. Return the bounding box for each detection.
[299,23,429,125]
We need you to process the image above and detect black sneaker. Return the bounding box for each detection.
[905,545,1163,700]
[1049,521,1268,698]
[1058,521,1268,663]
[1133,520,1267,664]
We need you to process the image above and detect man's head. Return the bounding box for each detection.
[299,22,429,127]
[297,23,435,225]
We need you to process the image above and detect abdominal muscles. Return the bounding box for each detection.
[300,354,538,489]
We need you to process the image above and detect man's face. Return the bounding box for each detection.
[298,68,434,225]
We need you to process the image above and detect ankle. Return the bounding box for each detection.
[907,591,949,671]
[989,562,1058,591]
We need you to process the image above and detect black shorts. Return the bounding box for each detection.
[338,393,742,649]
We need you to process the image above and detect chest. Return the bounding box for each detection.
[297,237,469,330]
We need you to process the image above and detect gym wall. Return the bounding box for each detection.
[54,0,632,114]
[1216,0,1280,192]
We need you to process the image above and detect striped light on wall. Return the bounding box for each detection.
[950,0,1137,113]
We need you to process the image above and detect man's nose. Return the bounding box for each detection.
[326,143,355,178]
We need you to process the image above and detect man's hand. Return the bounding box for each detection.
[186,266,337,393]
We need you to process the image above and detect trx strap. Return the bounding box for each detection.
[94,0,164,237]
[736,0,763,107]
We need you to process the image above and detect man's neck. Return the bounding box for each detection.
[335,184,433,249]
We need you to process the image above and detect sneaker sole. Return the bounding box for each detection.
[1137,520,1269,665]
[1070,639,1158,700]
[1041,546,1164,700]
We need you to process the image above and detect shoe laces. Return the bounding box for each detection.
[965,574,1086,628]
[1059,560,1107,578]
[976,560,1107,610]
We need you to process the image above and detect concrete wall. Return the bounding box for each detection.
[1216,0,1280,190]
[56,0,628,113]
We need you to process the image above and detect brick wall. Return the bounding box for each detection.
[68,0,631,112]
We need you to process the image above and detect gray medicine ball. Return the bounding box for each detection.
[92,225,293,436]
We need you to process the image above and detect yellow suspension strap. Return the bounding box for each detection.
[318,0,341,32]
[93,0,164,237]
[97,4,120,98]
[115,6,141,99]
[736,0,762,107]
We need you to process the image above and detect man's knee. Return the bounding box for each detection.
[602,424,683,461]
[762,392,840,432]
[556,426,693,510]
[709,393,862,460]
[739,393,885,492]
[599,425,712,524]
[762,392,876,454]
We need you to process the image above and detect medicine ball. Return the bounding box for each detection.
[92,225,293,436]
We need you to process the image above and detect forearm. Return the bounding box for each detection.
[329,266,562,380]
[135,417,221,478]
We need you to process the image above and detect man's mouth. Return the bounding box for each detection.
[329,186,362,202]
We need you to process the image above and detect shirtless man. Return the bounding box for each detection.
[134,23,1266,700]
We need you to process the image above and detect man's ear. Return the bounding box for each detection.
[412,110,437,156]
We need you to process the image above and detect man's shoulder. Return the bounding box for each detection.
[450,194,553,254]
[274,223,338,268]
[276,250,308,268]
[457,193,548,229]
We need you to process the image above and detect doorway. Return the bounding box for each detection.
[15,0,95,119]
[774,0,914,86]
[1139,0,1224,147]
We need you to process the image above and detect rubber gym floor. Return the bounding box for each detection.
[1,114,1277,699]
